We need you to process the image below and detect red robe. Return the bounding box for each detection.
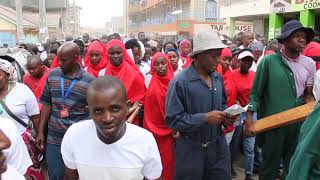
[216,64,237,133]
[143,52,174,180]
[105,39,146,125]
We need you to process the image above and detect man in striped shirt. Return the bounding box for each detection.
[35,42,94,180]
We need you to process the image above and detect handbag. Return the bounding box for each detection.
[0,99,45,180]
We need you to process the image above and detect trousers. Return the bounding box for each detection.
[174,133,231,180]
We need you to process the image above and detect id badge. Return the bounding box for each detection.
[59,108,69,118]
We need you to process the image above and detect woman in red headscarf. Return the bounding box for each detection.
[99,39,146,125]
[216,48,237,134]
[84,41,108,77]
[179,39,193,69]
[144,52,174,180]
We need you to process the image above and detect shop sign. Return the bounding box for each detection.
[270,0,291,13]
[194,22,253,35]
[292,0,320,11]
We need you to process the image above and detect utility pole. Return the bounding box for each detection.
[123,0,128,36]
[73,0,76,37]
[39,0,48,43]
[15,0,24,44]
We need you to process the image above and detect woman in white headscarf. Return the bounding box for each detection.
[0,59,40,135]
[0,59,40,176]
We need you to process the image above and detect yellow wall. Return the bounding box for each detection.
[220,0,270,18]
[0,17,16,30]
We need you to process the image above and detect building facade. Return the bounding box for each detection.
[127,0,225,37]
[0,0,81,42]
[220,0,320,39]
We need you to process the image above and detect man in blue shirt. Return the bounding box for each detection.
[165,29,236,180]
[35,42,94,180]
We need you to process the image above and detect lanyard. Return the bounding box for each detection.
[61,78,77,100]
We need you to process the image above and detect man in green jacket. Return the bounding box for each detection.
[244,20,316,180]
[286,102,320,180]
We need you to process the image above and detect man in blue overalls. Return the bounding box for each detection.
[165,29,236,180]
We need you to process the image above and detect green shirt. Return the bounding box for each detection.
[286,102,320,180]
[248,51,304,118]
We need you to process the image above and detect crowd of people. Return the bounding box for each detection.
[0,19,320,180]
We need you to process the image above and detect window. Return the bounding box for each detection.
[205,0,217,20]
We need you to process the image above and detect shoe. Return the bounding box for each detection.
[245,174,254,180]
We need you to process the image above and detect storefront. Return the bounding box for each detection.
[269,0,320,40]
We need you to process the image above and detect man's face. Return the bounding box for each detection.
[132,47,141,63]
[58,49,78,74]
[144,47,152,61]
[243,34,254,47]
[284,30,307,53]
[87,88,127,143]
[47,53,56,66]
[196,49,222,73]
[151,47,158,56]
[164,43,175,52]
[50,43,60,50]
[108,46,124,67]
[26,60,44,78]
[239,57,253,73]
[138,33,145,41]
[101,38,108,45]
[235,35,243,47]
[83,34,89,43]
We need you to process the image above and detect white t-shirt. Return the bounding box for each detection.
[61,120,162,180]
[0,117,32,175]
[249,61,258,72]
[313,70,320,101]
[145,74,152,88]
[2,165,25,180]
[98,68,106,77]
[139,63,150,77]
[1,83,39,135]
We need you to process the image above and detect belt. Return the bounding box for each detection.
[179,132,214,149]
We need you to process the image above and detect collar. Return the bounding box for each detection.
[280,50,301,62]
[187,62,219,81]
[61,67,85,80]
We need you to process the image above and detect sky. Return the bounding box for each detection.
[75,0,124,28]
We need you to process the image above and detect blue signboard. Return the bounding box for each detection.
[0,32,16,47]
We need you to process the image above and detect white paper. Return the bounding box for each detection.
[224,104,248,116]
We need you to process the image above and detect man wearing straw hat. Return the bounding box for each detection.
[245,20,316,180]
[165,29,236,180]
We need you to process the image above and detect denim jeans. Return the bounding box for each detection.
[230,112,257,175]
[241,112,257,175]
[46,143,65,180]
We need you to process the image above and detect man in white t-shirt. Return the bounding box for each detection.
[61,76,162,180]
[0,117,32,175]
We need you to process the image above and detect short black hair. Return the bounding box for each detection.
[144,43,151,48]
[27,54,42,62]
[113,33,121,38]
[125,39,140,50]
[87,76,127,101]
[49,47,58,55]
[138,32,145,36]
[163,41,177,50]
[51,41,61,47]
